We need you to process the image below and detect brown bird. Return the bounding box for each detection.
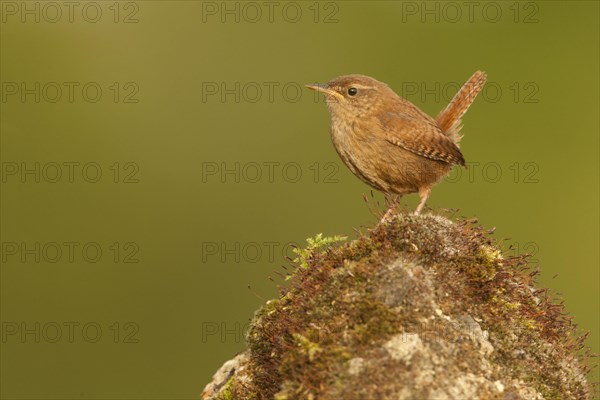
[306,71,486,216]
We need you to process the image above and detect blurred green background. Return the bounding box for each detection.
[1,1,598,398]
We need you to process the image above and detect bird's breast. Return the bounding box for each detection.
[329,116,390,191]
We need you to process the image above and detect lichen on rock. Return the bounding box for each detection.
[202,213,593,400]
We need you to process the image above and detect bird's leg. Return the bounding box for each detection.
[381,194,401,223]
[415,187,431,215]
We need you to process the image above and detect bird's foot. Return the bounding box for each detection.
[414,187,431,215]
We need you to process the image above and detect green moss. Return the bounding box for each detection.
[213,375,258,400]
[292,233,347,269]
[217,377,235,400]
[291,333,323,362]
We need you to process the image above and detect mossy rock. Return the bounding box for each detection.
[202,213,593,400]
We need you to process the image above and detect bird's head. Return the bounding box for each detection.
[306,74,394,118]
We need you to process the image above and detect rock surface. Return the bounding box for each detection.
[202,213,592,399]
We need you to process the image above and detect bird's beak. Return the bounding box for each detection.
[305,84,344,101]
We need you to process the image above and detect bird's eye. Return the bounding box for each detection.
[347,87,358,96]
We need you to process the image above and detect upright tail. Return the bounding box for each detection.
[436,70,487,143]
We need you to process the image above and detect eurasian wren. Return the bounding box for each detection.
[307,71,486,215]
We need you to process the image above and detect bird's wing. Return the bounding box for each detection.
[377,111,465,166]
